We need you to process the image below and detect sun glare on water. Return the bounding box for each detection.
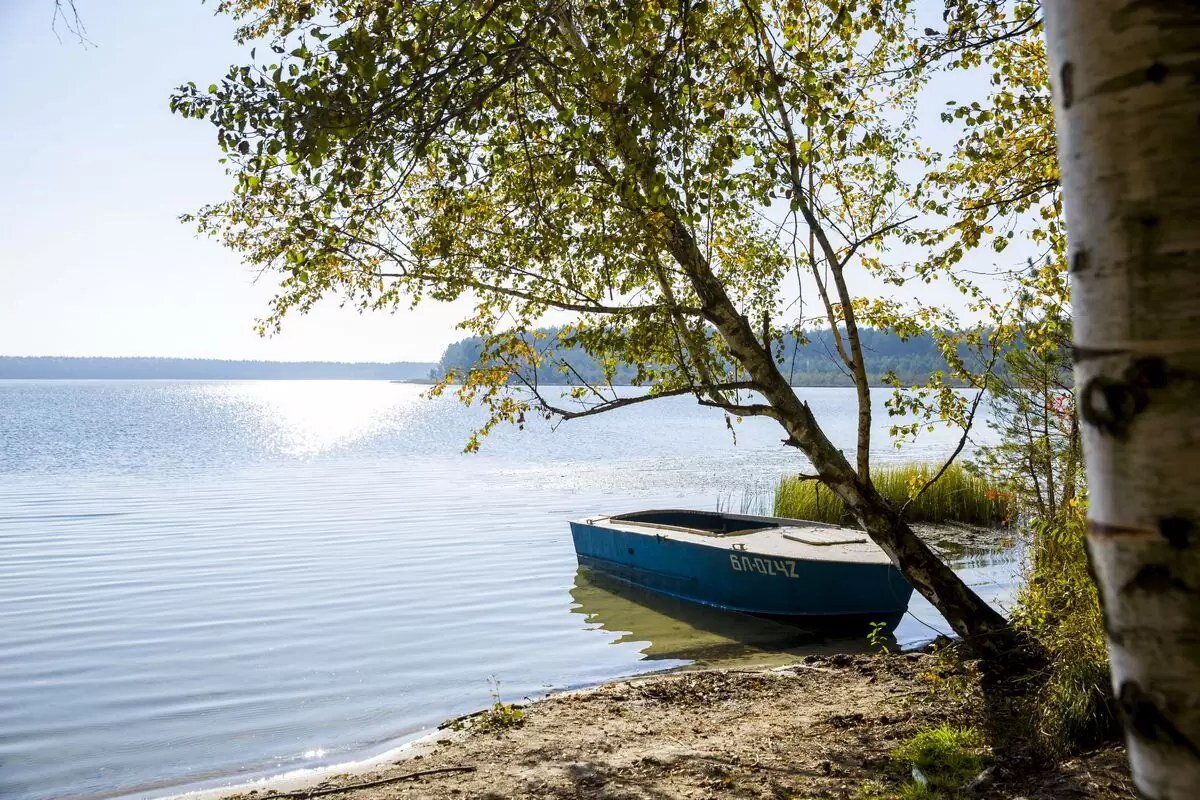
[201,381,427,456]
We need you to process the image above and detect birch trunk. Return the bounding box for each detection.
[553,8,1018,662]
[1043,2,1200,797]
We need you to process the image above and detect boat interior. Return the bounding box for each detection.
[610,509,780,536]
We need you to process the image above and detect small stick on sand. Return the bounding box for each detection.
[251,766,476,800]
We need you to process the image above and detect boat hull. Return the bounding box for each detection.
[570,519,913,621]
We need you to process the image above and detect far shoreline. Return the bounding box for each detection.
[1,376,965,388]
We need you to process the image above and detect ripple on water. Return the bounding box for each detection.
[0,381,1013,800]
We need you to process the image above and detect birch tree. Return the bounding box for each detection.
[175,0,1024,660]
[1042,1,1200,796]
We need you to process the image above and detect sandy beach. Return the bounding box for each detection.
[191,652,1132,800]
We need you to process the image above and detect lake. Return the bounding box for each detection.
[0,381,1021,800]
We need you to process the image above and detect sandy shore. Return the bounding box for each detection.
[191,652,1132,800]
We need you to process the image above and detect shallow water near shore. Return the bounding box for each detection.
[0,381,1020,800]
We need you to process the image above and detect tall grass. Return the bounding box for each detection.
[1012,509,1116,751]
[774,462,1008,526]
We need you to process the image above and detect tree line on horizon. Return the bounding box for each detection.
[434,326,980,388]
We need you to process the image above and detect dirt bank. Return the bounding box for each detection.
[217,653,1132,800]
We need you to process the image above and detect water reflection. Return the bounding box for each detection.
[569,568,892,666]
[919,524,1023,567]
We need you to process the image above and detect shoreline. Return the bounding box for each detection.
[174,652,1133,800]
[163,664,682,800]
[165,727,454,800]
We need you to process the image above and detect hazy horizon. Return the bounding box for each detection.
[0,355,437,381]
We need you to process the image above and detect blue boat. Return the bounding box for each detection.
[569,509,914,624]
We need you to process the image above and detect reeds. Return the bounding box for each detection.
[773,462,1009,526]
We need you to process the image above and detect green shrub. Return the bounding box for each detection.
[1013,509,1116,751]
[448,678,527,734]
[474,700,526,732]
[774,463,1008,526]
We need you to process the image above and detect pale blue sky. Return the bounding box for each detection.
[0,2,1031,363]
[0,0,466,362]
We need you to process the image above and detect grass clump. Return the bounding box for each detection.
[890,726,987,799]
[1013,508,1116,752]
[775,463,1008,526]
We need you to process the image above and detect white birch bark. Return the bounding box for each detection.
[1043,2,1200,797]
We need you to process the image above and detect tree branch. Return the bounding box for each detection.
[902,351,998,514]
[523,380,759,420]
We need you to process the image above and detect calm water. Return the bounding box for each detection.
[0,381,1021,800]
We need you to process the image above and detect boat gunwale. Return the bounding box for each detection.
[602,508,848,533]
[573,510,893,567]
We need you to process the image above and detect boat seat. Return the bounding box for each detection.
[782,531,868,546]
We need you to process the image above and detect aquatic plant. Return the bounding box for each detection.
[774,463,1009,527]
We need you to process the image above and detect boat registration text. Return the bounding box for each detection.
[728,554,799,578]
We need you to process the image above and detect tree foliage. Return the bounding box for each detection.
[916,1,1057,269]
[972,320,1081,521]
[911,1,1066,352]
[173,0,1060,654]
[171,0,931,437]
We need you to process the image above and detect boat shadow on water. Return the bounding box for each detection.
[568,567,895,667]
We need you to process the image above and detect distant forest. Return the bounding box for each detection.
[0,357,436,380]
[435,328,976,387]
